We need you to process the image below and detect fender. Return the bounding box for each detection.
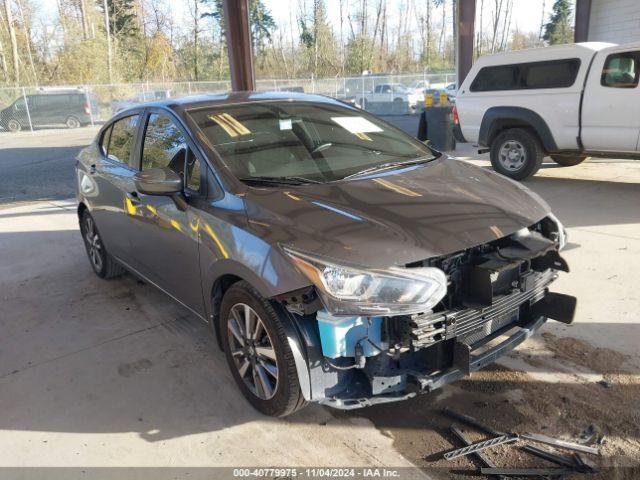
[479,106,558,152]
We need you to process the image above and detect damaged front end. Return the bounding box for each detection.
[277,215,576,409]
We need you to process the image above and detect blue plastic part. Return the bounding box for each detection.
[316,310,383,358]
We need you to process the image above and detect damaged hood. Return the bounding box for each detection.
[243,158,550,268]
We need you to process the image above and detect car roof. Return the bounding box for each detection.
[134,91,351,115]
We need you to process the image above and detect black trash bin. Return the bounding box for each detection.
[417,106,455,151]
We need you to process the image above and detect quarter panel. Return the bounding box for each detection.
[197,194,311,320]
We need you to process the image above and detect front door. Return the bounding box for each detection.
[582,48,640,152]
[127,110,206,316]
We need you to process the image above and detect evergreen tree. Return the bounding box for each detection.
[543,0,574,45]
[201,0,275,55]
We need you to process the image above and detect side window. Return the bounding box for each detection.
[107,115,140,164]
[99,125,113,156]
[185,155,201,192]
[471,59,580,92]
[471,65,518,92]
[522,59,580,89]
[602,51,640,88]
[13,98,25,111]
[141,113,188,179]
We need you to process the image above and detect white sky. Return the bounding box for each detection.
[37,0,552,37]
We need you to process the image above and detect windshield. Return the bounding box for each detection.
[393,84,409,93]
[188,101,435,183]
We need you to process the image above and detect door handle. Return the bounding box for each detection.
[89,164,96,174]
[126,191,141,205]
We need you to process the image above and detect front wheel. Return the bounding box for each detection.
[6,118,22,132]
[550,154,588,167]
[490,128,544,181]
[220,281,307,417]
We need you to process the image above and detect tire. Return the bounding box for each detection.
[6,118,21,132]
[490,128,544,181]
[550,154,588,167]
[80,210,126,279]
[66,116,81,129]
[220,281,307,417]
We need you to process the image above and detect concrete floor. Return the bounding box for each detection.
[1,129,639,476]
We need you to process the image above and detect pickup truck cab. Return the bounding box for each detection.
[454,42,640,180]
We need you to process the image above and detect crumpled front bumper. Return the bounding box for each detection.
[317,315,547,410]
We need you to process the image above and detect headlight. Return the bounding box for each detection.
[548,213,567,251]
[284,248,447,316]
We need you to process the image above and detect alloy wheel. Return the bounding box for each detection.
[83,215,104,272]
[227,303,279,400]
[498,140,527,171]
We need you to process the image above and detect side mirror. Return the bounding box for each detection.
[134,167,182,196]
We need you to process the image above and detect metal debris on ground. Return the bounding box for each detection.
[443,434,519,460]
[521,445,579,468]
[440,409,601,477]
[450,427,507,480]
[520,432,601,455]
[578,424,606,446]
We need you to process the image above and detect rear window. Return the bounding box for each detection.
[471,59,581,92]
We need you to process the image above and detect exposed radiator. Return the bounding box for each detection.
[408,268,557,349]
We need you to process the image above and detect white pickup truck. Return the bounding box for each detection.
[454,42,640,180]
[358,83,424,109]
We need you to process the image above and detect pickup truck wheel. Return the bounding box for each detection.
[490,128,544,181]
[220,281,307,417]
[550,154,588,167]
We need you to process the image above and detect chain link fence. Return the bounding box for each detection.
[0,72,455,135]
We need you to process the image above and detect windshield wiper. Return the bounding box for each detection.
[239,175,322,185]
[342,157,434,180]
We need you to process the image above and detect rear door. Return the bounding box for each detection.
[87,112,142,263]
[582,46,640,151]
[127,108,206,315]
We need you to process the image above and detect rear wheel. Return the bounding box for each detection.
[220,281,307,417]
[550,154,588,167]
[490,128,544,181]
[66,116,81,129]
[80,211,125,279]
[6,118,21,132]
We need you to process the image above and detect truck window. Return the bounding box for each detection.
[601,51,640,88]
[471,59,580,92]
[471,65,518,91]
[522,60,580,88]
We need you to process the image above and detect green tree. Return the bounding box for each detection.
[299,0,339,76]
[543,0,574,45]
[201,0,275,54]
[97,0,138,39]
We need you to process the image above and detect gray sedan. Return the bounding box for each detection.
[76,92,574,416]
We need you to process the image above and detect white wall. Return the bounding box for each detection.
[589,0,640,44]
